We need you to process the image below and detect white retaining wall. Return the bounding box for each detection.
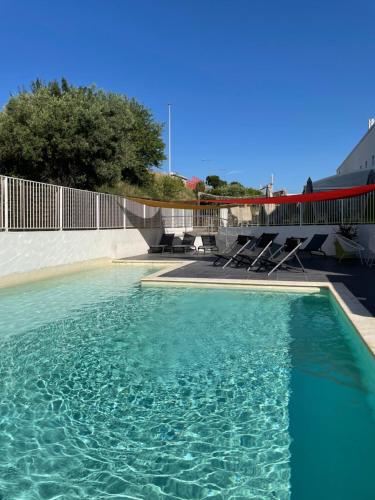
[0,228,162,278]
[218,225,375,256]
[2,224,374,280]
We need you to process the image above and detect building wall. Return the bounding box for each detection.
[0,228,162,278]
[337,125,375,175]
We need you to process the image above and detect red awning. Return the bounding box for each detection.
[127,184,375,209]
[202,184,375,205]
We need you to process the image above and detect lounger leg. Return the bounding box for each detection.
[267,243,304,277]
[247,240,274,271]
[222,258,232,268]
[295,253,305,272]
[223,239,252,269]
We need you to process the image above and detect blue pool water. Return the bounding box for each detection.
[0,266,375,499]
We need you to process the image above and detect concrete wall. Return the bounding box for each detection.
[338,124,375,175]
[0,227,162,278]
[218,225,375,256]
[2,224,373,280]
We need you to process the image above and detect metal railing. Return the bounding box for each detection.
[63,187,97,229]
[0,174,374,232]
[0,175,194,232]
[223,195,375,226]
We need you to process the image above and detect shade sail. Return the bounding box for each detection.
[126,197,235,210]
[127,184,375,209]
[203,184,375,205]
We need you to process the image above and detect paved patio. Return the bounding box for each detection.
[119,252,375,316]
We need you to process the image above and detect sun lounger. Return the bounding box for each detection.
[148,233,175,253]
[254,236,307,276]
[172,233,196,253]
[198,235,218,253]
[301,234,328,256]
[213,235,254,267]
[231,233,279,270]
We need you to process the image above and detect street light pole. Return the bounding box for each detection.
[168,103,172,174]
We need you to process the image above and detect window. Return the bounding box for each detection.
[360,165,363,169]
[373,155,374,167]
[365,160,368,169]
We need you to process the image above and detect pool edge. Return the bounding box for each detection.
[0,257,112,289]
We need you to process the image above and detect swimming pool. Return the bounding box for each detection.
[0,266,374,499]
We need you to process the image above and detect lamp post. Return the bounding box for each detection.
[168,103,172,175]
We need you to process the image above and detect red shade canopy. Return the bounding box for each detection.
[202,184,375,205]
[127,184,375,209]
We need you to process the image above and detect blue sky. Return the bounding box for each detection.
[1,0,374,192]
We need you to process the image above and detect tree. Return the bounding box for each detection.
[194,181,205,195]
[153,175,187,200]
[123,99,166,186]
[0,78,165,189]
[210,180,261,197]
[225,182,247,197]
[206,175,226,189]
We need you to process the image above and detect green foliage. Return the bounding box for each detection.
[337,224,358,240]
[101,174,196,201]
[0,78,165,190]
[194,181,206,194]
[206,175,227,189]
[210,180,261,197]
[205,174,260,197]
[153,175,188,199]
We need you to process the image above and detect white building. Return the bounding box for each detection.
[312,119,375,191]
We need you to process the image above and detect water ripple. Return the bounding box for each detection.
[0,268,300,499]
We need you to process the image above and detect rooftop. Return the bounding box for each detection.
[312,169,374,192]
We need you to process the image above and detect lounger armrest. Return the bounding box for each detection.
[198,245,217,249]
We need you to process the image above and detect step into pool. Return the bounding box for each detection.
[0,266,374,499]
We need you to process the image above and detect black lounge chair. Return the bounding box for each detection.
[231,233,279,270]
[301,234,328,256]
[213,235,254,267]
[172,233,196,253]
[255,236,307,276]
[198,235,218,253]
[148,233,175,253]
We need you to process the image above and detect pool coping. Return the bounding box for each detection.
[0,258,113,289]
[113,258,375,357]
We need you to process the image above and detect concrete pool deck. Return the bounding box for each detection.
[113,253,375,357]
